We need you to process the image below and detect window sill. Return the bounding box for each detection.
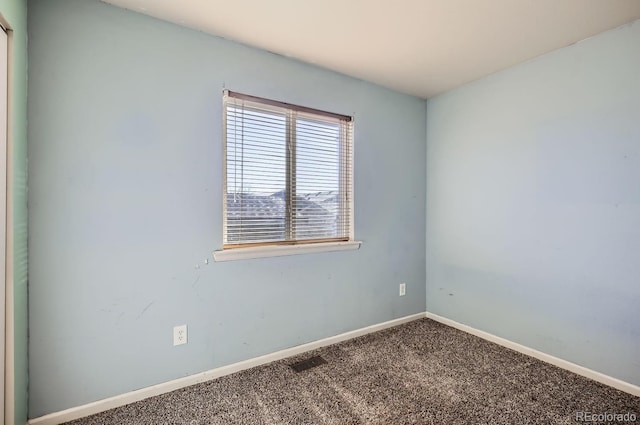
[213,241,362,262]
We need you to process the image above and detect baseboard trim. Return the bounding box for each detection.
[28,312,426,425]
[425,311,640,397]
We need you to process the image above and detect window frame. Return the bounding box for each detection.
[214,90,360,261]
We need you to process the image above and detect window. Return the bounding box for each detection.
[217,90,357,259]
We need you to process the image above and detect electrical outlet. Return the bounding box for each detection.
[173,325,188,346]
[399,282,406,296]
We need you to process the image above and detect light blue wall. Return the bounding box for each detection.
[427,20,640,385]
[27,0,426,417]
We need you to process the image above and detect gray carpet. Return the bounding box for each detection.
[66,319,639,424]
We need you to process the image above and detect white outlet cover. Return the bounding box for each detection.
[399,283,406,296]
[173,325,188,346]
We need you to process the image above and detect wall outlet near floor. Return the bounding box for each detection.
[173,325,188,346]
[399,282,406,296]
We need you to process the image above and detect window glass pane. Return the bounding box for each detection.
[294,118,341,240]
[226,106,287,243]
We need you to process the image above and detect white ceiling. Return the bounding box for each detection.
[102,0,640,98]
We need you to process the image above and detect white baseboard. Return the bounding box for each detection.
[28,312,426,425]
[425,311,640,397]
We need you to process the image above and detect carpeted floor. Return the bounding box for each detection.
[66,318,639,424]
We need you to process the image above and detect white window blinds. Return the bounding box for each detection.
[223,91,354,248]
